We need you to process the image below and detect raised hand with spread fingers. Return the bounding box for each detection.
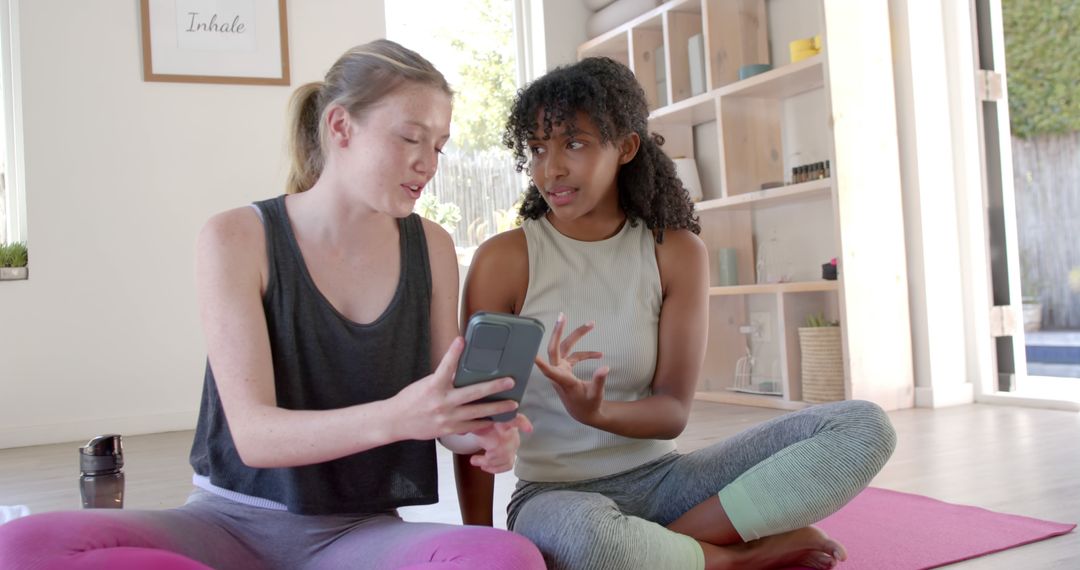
[532,313,608,427]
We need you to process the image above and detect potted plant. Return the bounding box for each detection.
[415,194,462,236]
[1020,280,1042,332]
[798,312,844,403]
[0,242,28,280]
[1022,295,1043,332]
[1020,256,1043,332]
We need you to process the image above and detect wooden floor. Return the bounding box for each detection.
[1,401,1077,568]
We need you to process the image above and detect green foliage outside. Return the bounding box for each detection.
[415,194,462,234]
[492,202,523,233]
[445,0,517,150]
[463,201,522,244]
[1002,0,1080,138]
[0,242,27,267]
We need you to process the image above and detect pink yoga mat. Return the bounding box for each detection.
[795,487,1075,570]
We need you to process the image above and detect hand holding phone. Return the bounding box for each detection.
[454,312,545,422]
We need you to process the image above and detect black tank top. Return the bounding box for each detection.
[189,195,436,515]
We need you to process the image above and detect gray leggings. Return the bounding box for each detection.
[507,400,897,570]
[0,489,544,570]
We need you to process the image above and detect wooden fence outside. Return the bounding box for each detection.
[422,149,528,248]
[1012,132,1080,329]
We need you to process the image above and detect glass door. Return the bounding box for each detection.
[974,0,1080,405]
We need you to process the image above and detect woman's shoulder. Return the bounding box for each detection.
[653,228,705,253]
[199,205,266,253]
[652,228,707,289]
[469,228,529,286]
[416,215,454,255]
[474,227,528,265]
[195,205,269,291]
[464,227,529,312]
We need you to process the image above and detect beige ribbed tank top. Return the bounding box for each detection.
[515,215,677,482]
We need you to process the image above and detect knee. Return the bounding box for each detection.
[0,511,204,570]
[0,512,92,568]
[418,527,544,570]
[856,400,897,455]
[514,495,634,570]
[832,400,897,462]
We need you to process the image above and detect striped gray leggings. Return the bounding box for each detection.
[507,400,897,570]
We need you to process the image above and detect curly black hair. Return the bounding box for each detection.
[503,57,700,242]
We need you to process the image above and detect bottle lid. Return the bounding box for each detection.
[79,434,124,475]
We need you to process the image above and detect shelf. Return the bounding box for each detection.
[646,54,826,127]
[718,54,825,100]
[578,1,670,58]
[666,0,702,14]
[577,30,630,65]
[695,178,831,212]
[708,280,839,297]
[578,0,700,56]
[649,90,716,126]
[647,55,826,127]
[695,390,810,410]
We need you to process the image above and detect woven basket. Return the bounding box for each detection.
[798,327,845,403]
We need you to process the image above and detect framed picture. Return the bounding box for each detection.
[140,0,290,85]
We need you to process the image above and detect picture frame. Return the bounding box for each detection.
[139,0,290,86]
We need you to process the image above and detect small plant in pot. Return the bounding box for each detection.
[798,312,843,403]
[1019,255,1043,332]
[0,242,28,280]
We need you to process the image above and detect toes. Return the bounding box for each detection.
[809,552,837,569]
[824,539,847,561]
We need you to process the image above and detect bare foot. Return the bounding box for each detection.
[700,526,847,570]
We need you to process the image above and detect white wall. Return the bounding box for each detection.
[942,0,999,403]
[889,0,975,407]
[0,0,386,448]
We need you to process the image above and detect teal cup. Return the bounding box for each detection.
[738,64,772,80]
[717,248,738,286]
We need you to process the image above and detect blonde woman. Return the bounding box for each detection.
[0,40,542,570]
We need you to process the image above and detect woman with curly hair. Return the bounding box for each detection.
[456,57,896,570]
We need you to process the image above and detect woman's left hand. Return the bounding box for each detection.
[467,414,532,474]
[534,313,609,427]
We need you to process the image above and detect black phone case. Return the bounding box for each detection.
[454,311,545,422]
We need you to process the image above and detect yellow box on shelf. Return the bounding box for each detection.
[789,35,822,63]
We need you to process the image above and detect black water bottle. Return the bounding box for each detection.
[79,434,125,508]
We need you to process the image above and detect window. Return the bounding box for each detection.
[387,0,529,261]
[0,0,25,246]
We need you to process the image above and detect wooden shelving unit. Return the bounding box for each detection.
[577,0,913,411]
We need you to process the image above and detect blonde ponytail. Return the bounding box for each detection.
[286,81,324,194]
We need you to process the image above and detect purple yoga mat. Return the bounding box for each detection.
[795,487,1075,570]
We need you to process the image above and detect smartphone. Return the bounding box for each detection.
[454,311,545,422]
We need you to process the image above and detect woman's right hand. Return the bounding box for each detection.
[390,337,520,441]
